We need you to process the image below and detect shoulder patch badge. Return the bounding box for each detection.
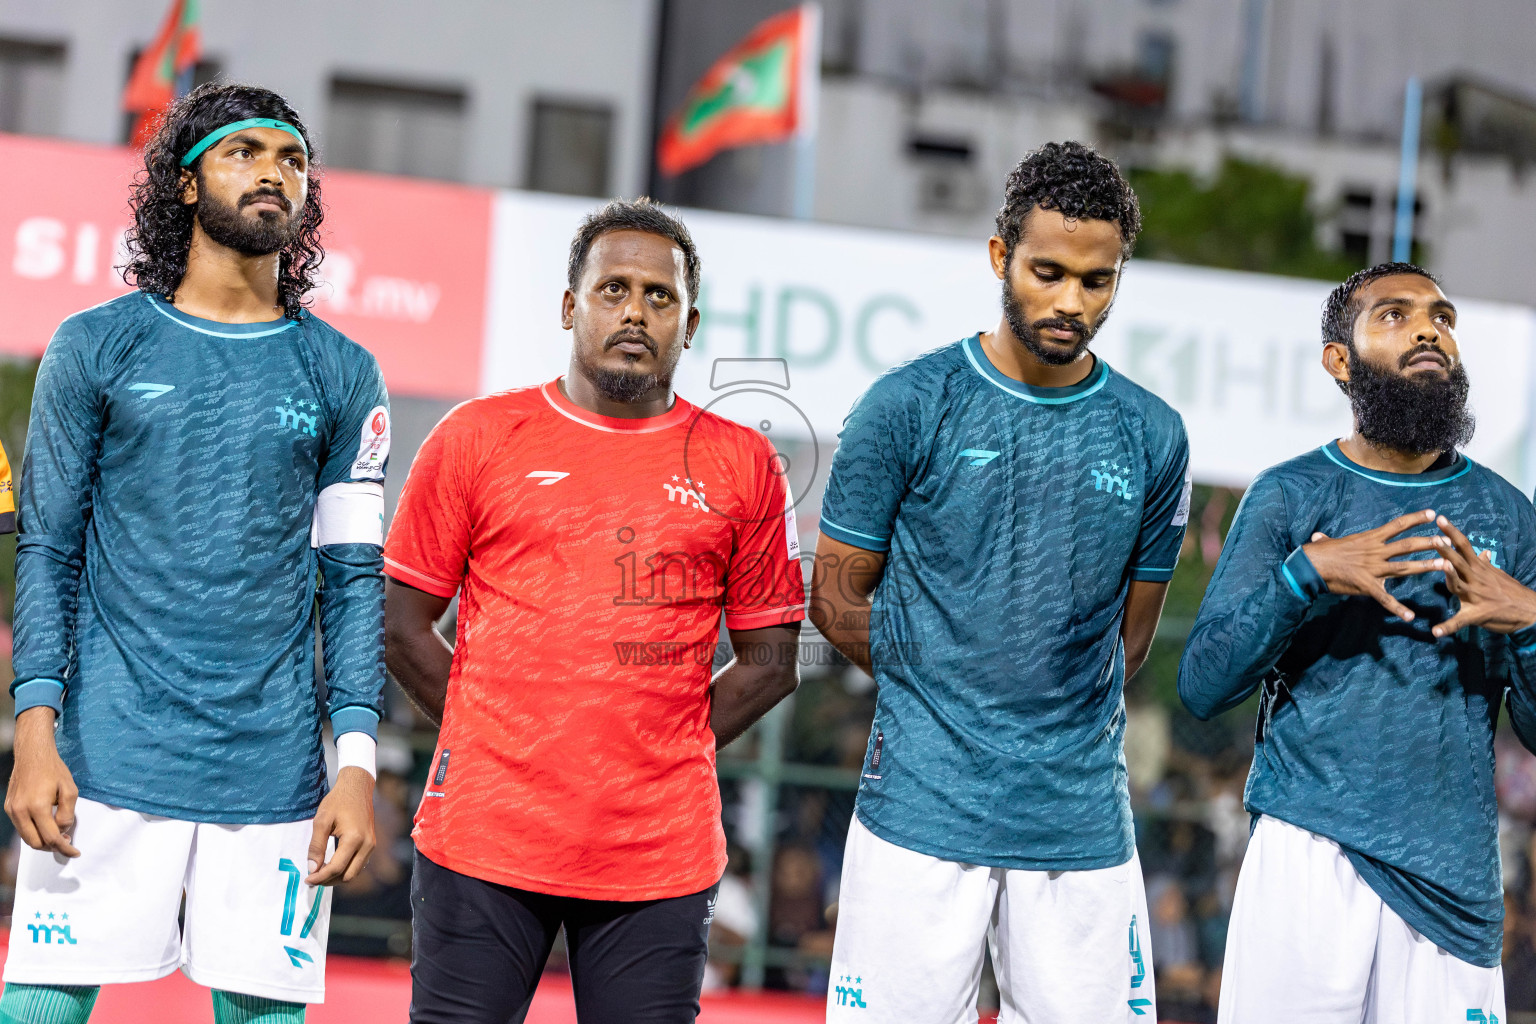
[351,406,390,480]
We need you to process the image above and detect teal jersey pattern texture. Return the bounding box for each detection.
[820,335,1191,870]
[1178,441,1536,967]
[12,292,389,824]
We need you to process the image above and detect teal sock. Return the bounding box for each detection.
[210,990,305,1024]
[0,984,99,1024]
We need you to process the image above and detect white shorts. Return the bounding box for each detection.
[1219,815,1503,1024]
[827,815,1156,1023]
[4,798,331,1004]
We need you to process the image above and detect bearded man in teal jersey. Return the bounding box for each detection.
[7,83,387,1023]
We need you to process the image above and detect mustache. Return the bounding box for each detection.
[604,329,658,356]
[239,187,292,214]
[1031,316,1088,339]
[1398,343,1449,371]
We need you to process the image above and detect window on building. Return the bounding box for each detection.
[119,50,222,144]
[0,38,67,136]
[1338,188,1375,266]
[1137,31,1176,85]
[526,99,613,197]
[327,77,467,182]
[909,135,982,215]
[1336,187,1425,266]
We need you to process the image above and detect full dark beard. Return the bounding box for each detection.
[195,183,301,257]
[1001,274,1104,366]
[573,346,672,403]
[1347,348,1475,456]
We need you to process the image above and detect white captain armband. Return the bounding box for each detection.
[335,731,378,779]
[310,482,386,548]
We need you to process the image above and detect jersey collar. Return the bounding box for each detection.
[962,333,1109,405]
[541,378,694,433]
[145,293,298,338]
[1321,440,1471,486]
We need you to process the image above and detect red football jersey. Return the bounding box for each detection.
[384,379,806,900]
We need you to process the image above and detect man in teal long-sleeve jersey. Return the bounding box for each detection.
[5,84,386,1024]
[1179,261,1536,1023]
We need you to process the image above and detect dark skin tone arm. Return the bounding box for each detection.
[384,578,800,746]
[809,533,1169,680]
[384,580,455,724]
[1302,509,1453,622]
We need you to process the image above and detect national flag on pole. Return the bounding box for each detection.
[122,0,202,148]
[656,4,820,178]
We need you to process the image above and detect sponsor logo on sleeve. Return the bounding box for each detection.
[351,405,390,480]
[1171,472,1193,526]
[784,487,800,559]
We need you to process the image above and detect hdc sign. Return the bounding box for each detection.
[0,132,490,400]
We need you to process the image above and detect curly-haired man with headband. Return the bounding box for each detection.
[811,141,1190,1021]
[1180,262,1533,1022]
[5,83,388,1022]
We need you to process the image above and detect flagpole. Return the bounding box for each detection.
[792,133,816,221]
[1392,76,1422,263]
[792,3,821,220]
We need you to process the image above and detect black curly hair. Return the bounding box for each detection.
[1322,261,1440,350]
[121,83,324,320]
[567,197,701,308]
[995,141,1141,262]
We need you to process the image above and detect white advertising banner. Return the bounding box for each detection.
[484,190,1536,490]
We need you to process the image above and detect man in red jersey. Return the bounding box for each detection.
[384,198,805,1024]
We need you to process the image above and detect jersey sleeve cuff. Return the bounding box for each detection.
[818,516,891,552]
[1512,623,1536,656]
[1130,565,1176,582]
[13,679,65,716]
[330,706,380,740]
[1281,547,1327,602]
[383,556,460,598]
[725,605,808,631]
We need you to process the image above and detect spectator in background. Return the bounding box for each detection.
[1124,696,1172,801]
[768,845,833,993]
[1149,876,1200,973]
[1157,963,1215,1024]
[1506,894,1536,1012]
[703,846,758,992]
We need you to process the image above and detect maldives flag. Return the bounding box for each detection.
[657,4,820,177]
[122,0,202,148]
